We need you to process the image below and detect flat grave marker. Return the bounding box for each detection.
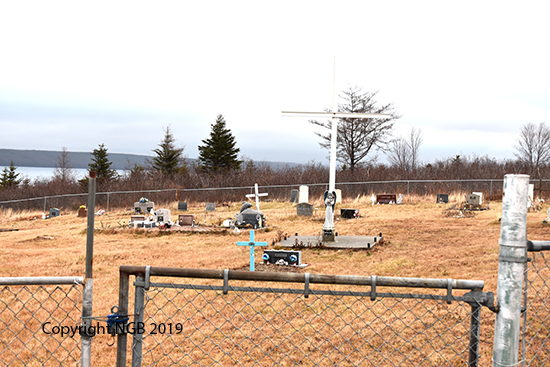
[178,214,194,226]
[376,194,397,204]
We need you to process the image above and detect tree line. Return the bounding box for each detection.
[1,86,549,206]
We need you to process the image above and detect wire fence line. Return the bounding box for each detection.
[0,277,84,366]
[116,266,495,367]
[522,246,550,366]
[1,178,539,212]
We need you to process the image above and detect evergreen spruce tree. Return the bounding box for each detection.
[198,115,241,172]
[152,126,185,176]
[0,161,21,189]
[88,143,117,182]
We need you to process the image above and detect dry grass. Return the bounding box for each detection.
[1,192,549,365]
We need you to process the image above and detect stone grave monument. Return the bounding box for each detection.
[49,208,60,218]
[178,202,188,211]
[78,206,87,218]
[472,192,483,204]
[297,202,313,216]
[376,194,397,204]
[341,208,359,219]
[235,202,265,228]
[298,185,309,203]
[206,203,216,212]
[134,199,154,214]
[437,194,449,203]
[466,193,481,206]
[290,189,299,203]
[154,209,171,224]
[178,214,194,226]
[262,250,303,266]
[334,189,342,204]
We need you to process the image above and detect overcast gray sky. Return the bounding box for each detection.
[1,1,549,166]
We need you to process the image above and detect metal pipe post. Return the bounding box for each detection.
[80,279,93,367]
[132,276,145,367]
[85,172,96,279]
[81,171,96,367]
[468,303,481,367]
[116,270,130,367]
[492,174,529,366]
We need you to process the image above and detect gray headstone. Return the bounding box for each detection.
[297,202,313,216]
[436,194,449,203]
[178,202,188,211]
[49,208,60,217]
[206,203,216,212]
[290,189,299,203]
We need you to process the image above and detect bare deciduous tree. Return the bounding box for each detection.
[514,122,550,178]
[310,86,400,172]
[53,147,76,183]
[386,127,423,177]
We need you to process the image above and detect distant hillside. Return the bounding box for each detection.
[0,149,301,171]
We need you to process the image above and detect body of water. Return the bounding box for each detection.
[12,167,125,181]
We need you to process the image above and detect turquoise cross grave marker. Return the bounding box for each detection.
[237,230,268,271]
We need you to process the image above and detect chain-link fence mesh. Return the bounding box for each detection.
[130,278,493,367]
[0,281,83,366]
[0,178,521,211]
[522,251,550,366]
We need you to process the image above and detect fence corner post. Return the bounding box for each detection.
[492,174,529,366]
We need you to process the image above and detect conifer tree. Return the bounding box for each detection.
[198,115,241,172]
[88,143,117,181]
[0,161,21,189]
[152,126,185,176]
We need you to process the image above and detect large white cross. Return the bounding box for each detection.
[246,183,268,211]
[282,59,390,240]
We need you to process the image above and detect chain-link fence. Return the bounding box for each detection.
[3,178,542,212]
[522,245,550,366]
[116,266,495,367]
[0,277,84,366]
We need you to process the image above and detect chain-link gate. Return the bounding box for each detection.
[116,266,495,367]
[0,277,84,366]
[522,244,550,366]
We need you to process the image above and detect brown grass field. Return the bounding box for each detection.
[1,192,549,366]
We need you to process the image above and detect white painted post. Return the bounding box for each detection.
[492,174,529,366]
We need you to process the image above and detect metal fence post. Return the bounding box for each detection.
[116,269,130,367]
[81,171,96,367]
[468,302,482,367]
[492,174,529,366]
[132,276,145,367]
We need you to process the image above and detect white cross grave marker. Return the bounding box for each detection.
[246,183,268,211]
[283,59,390,241]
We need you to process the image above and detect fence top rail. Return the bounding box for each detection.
[527,240,550,252]
[4,177,550,206]
[120,265,484,291]
[0,276,84,286]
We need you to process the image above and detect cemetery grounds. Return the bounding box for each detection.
[0,193,549,366]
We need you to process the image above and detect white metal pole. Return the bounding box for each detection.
[328,58,337,193]
[492,174,529,366]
